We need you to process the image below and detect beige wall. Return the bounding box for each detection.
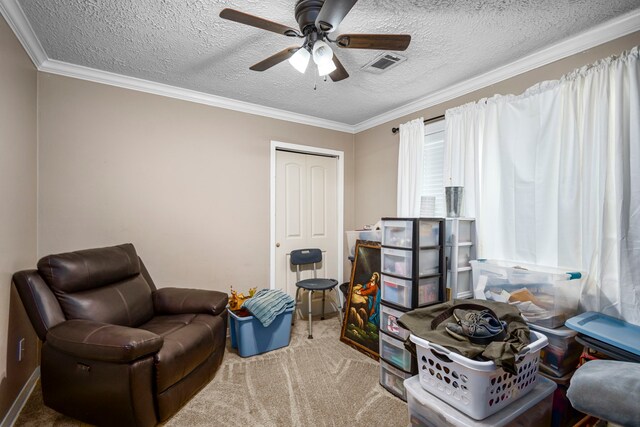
[0,14,38,421]
[354,31,640,227]
[37,73,356,290]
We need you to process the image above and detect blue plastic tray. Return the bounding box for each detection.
[565,312,640,357]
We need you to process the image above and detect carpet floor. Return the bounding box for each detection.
[15,315,409,426]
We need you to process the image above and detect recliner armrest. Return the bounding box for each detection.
[153,287,228,316]
[47,319,163,363]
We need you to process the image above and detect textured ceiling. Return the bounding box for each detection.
[17,0,640,126]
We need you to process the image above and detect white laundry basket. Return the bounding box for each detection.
[410,331,548,420]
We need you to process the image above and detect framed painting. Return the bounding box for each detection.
[340,240,381,360]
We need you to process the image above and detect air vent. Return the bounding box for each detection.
[361,52,407,74]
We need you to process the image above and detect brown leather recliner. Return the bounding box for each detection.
[13,243,228,427]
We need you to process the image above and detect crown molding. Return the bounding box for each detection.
[0,0,355,133]
[39,59,355,133]
[0,0,46,66]
[2,0,638,135]
[353,8,640,133]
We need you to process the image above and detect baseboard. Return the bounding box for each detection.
[0,367,40,427]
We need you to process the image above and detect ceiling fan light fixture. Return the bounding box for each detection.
[317,59,337,76]
[312,40,333,66]
[288,47,310,73]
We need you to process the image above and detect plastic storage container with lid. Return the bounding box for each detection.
[405,375,556,427]
[529,323,582,376]
[410,331,549,420]
[470,260,582,328]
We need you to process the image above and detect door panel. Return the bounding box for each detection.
[275,150,338,311]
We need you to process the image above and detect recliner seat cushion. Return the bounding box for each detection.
[140,313,225,392]
[37,244,154,326]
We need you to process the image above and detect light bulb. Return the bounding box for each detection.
[288,47,310,73]
[312,40,333,66]
[317,59,337,76]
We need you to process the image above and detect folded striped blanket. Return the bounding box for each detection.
[241,289,295,327]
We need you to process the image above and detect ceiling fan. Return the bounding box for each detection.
[219,0,411,82]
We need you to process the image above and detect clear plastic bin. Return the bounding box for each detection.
[345,229,382,257]
[382,247,440,279]
[380,332,415,372]
[380,359,412,401]
[381,274,440,309]
[470,260,582,328]
[530,324,582,376]
[380,304,410,340]
[405,375,556,426]
[382,219,441,249]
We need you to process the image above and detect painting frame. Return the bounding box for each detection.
[340,240,381,360]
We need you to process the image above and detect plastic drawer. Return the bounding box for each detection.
[382,219,441,249]
[446,219,473,244]
[448,245,472,268]
[448,269,473,296]
[380,332,415,372]
[382,247,440,279]
[381,274,440,309]
[382,220,414,248]
[380,304,410,340]
[380,359,412,401]
[418,220,441,247]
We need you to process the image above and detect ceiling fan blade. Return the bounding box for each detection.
[315,0,358,32]
[336,34,411,51]
[220,8,301,37]
[250,47,300,71]
[329,55,349,82]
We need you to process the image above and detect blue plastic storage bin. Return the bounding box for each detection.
[565,311,640,357]
[228,307,294,357]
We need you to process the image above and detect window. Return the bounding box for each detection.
[421,120,445,217]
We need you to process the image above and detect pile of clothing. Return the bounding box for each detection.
[240,288,295,327]
[399,299,531,374]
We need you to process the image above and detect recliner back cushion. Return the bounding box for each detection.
[38,244,154,326]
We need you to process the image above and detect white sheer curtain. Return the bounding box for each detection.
[445,46,640,325]
[397,118,425,216]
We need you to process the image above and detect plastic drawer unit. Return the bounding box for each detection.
[380,359,413,401]
[229,308,293,357]
[381,274,440,309]
[405,375,556,426]
[379,331,416,373]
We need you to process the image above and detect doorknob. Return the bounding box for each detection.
[276,243,281,247]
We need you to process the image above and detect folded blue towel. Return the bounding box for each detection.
[242,289,295,327]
